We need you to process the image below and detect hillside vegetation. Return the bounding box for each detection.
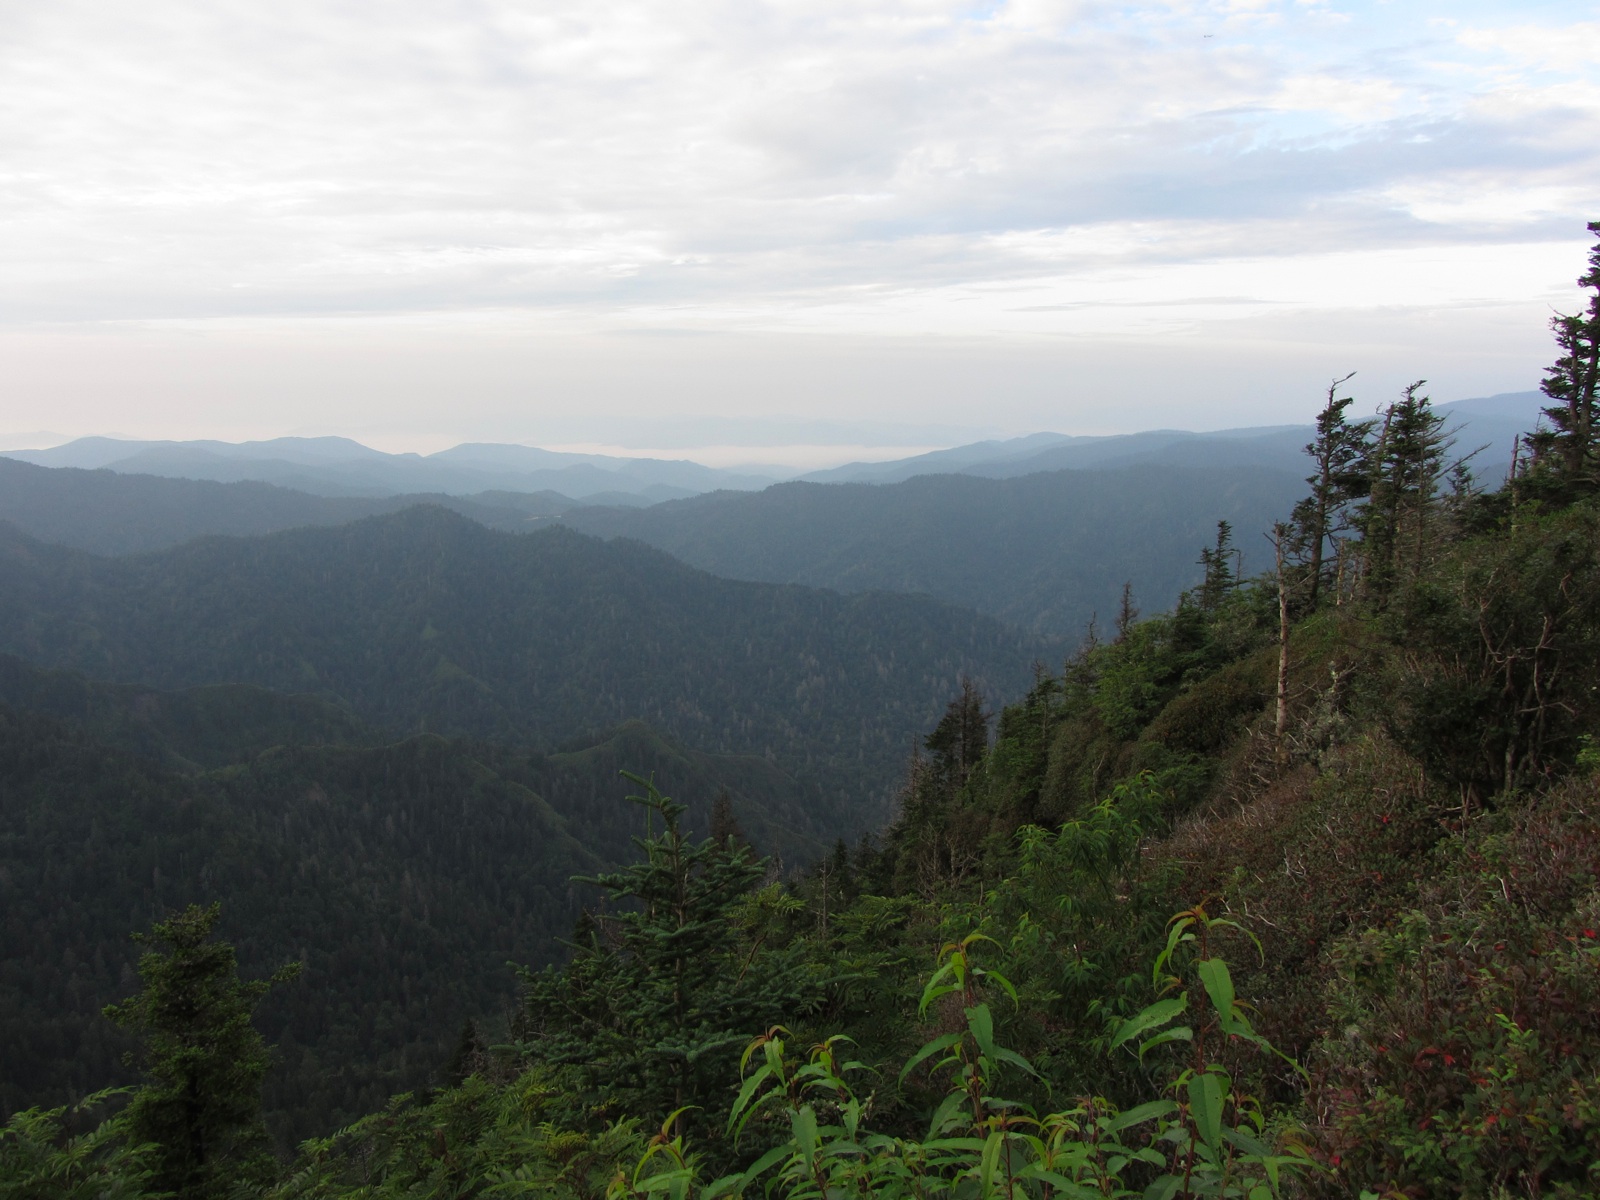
[4,229,1598,1200]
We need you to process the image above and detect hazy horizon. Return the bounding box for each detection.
[2,1,1594,454]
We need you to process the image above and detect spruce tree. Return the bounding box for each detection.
[1526,221,1600,501]
[1358,381,1453,599]
[518,775,811,1140]
[103,904,299,1200]
[1290,373,1373,607]
[922,675,990,797]
[1196,520,1237,613]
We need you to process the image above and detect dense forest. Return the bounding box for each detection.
[559,465,1305,636]
[3,226,1599,1199]
[0,512,1043,822]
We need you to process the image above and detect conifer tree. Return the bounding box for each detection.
[517,775,810,1139]
[1290,373,1373,607]
[1196,520,1237,613]
[1526,221,1600,501]
[103,904,299,1200]
[922,675,990,797]
[1358,382,1453,599]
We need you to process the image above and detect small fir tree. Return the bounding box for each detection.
[1196,519,1237,613]
[103,903,299,1200]
[517,774,811,1140]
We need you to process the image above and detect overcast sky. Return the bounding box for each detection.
[1,0,1597,462]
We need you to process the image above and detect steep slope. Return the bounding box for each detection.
[560,466,1306,636]
[0,509,1045,824]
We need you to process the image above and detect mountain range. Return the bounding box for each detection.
[2,436,778,503]
[0,508,1044,826]
[4,390,1539,508]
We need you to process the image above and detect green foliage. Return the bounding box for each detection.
[609,921,1316,1200]
[0,1090,153,1200]
[1382,498,1600,796]
[269,1070,648,1200]
[517,776,818,1146]
[104,904,299,1198]
[1311,777,1600,1196]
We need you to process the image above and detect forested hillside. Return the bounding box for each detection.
[0,659,819,1141]
[0,510,1045,822]
[4,231,1597,1200]
[561,465,1304,635]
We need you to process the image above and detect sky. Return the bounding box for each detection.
[1,0,1597,465]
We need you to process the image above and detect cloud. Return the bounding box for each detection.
[0,0,1593,443]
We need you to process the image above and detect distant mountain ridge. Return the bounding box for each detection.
[0,507,1046,825]
[559,465,1308,637]
[798,392,1542,486]
[0,457,587,555]
[3,435,779,502]
[4,391,1539,507]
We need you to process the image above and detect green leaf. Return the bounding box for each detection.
[925,1091,969,1139]
[899,1031,964,1083]
[727,1065,773,1137]
[1195,958,1235,1019]
[1108,996,1187,1052]
[1018,1169,1102,1199]
[1221,1126,1272,1158]
[1104,1099,1179,1133]
[1187,1072,1224,1151]
[979,1129,1005,1197]
[966,1003,996,1059]
[739,1143,793,1186]
[993,1046,1042,1080]
[1137,1026,1194,1060]
[1152,917,1195,984]
[791,1104,819,1161]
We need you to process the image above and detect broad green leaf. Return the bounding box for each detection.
[1108,996,1187,1052]
[979,1130,1005,1198]
[1020,1168,1102,1198]
[926,1091,969,1139]
[791,1104,819,1161]
[1153,917,1195,984]
[1105,1099,1178,1133]
[727,1064,773,1135]
[1137,1026,1194,1060]
[740,1143,793,1186]
[1195,958,1235,1019]
[966,1004,996,1059]
[1187,1072,1224,1151]
[899,1031,964,1082]
[918,962,957,1016]
[993,1046,1042,1080]
[1222,1126,1272,1158]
